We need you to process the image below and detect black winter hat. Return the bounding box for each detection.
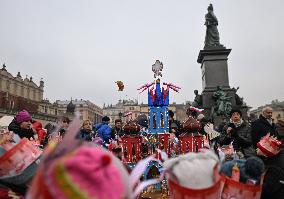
[102,116,110,122]
[229,109,242,118]
[168,110,174,118]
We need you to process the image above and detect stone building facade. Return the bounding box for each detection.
[55,99,103,123]
[103,99,188,126]
[103,99,140,125]
[38,99,58,116]
[0,64,44,113]
[123,99,141,120]
[103,100,124,125]
[174,103,188,123]
[0,64,103,125]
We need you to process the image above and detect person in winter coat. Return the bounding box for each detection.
[8,110,35,140]
[76,120,93,142]
[252,109,284,198]
[58,117,70,137]
[276,119,284,141]
[32,121,47,144]
[219,109,255,158]
[111,119,123,139]
[251,107,280,148]
[41,123,56,148]
[260,149,284,199]
[93,116,113,145]
[168,110,181,137]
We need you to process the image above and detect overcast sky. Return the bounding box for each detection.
[0,0,283,109]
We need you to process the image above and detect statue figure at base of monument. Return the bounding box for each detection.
[204,4,223,49]
[232,87,244,106]
[192,90,202,108]
[212,86,232,116]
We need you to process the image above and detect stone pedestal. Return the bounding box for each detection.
[197,47,231,91]
[197,47,248,126]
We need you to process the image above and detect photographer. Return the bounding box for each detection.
[218,109,255,159]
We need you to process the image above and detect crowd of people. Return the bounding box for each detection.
[0,106,283,199]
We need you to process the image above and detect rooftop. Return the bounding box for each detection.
[0,63,44,89]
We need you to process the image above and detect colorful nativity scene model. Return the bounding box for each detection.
[113,60,212,198]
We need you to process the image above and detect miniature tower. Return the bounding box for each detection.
[138,60,180,134]
[148,79,169,134]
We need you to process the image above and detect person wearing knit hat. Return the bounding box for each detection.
[218,109,255,159]
[8,110,35,140]
[15,110,32,124]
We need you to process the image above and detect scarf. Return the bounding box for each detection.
[230,118,243,128]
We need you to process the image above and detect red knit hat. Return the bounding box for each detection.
[257,133,282,157]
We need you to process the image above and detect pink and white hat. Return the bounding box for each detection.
[29,146,127,199]
[27,116,159,199]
